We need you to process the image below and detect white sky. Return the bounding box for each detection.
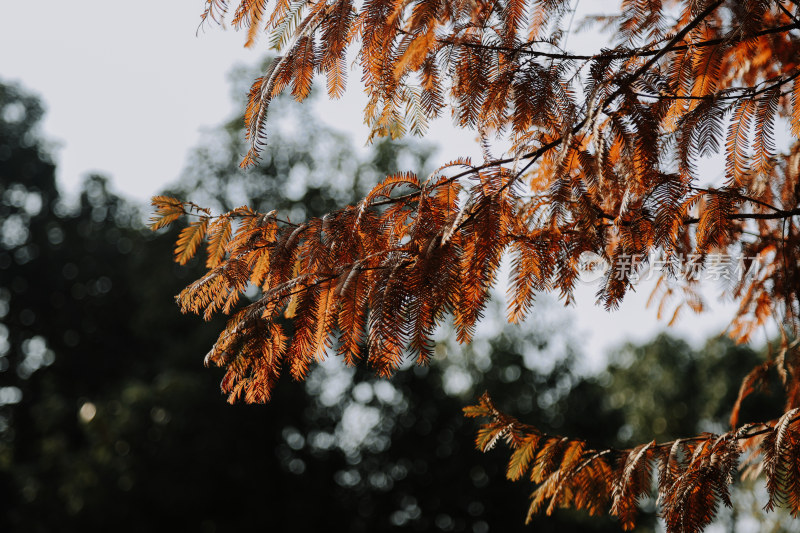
[0,1,741,368]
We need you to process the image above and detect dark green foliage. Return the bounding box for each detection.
[602,334,783,446]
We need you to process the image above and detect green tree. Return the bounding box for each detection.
[602,334,783,446]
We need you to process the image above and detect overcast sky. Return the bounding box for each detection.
[1,2,263,200]
[0,1,741,367]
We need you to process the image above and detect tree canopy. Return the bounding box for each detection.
[152,1,800,531]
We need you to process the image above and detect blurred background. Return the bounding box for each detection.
[0,62,793,532]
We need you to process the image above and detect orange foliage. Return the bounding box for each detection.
[154,0,800,530]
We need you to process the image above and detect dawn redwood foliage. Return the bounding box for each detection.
[151,0,800,530]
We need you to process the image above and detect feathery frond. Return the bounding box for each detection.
[157,2,800,530]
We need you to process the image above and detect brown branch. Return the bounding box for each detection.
[436,16,795,63]
[778,2,800,25]
[485,404,800,459]
[180,207,300,228]
[635,70,800,102]
[690,186,786,214]
[590,207,800,228]
[684,207,800,224]
[370,136,563,208]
